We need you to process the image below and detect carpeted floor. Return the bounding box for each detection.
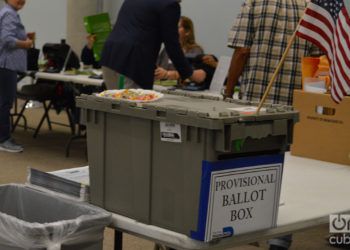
[0,104,341,250]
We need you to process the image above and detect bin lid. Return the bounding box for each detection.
[76,92,299,130]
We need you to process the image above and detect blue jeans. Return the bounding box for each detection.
[0,68,17,142]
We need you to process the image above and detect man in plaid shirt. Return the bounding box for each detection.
[225,0,320,105]
[226,1,321,249]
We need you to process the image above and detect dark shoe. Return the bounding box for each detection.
[269,245,288,250]
[0,138,23,153]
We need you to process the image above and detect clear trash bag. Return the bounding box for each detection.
[0,184,111,250]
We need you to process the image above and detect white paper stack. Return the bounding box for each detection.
[27,166,90,201]
[303,77,327,93]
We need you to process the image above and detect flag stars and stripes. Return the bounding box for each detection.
[314,0,342,20]
[297,0,350,103]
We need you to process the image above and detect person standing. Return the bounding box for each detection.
[225,1,321,249]
[225,0,320,106]
[0,0,33,152]
[100,0,205,90]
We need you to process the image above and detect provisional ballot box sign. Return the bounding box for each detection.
[191,154,284,242]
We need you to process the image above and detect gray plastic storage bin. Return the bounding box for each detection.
[77,92,298,237]
[0,184,111,250]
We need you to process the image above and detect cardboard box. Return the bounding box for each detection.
[291,90,350,165]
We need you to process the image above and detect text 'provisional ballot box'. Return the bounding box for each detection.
[193,154,283,242]
[77,92,298,242]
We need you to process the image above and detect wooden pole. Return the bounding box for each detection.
[256,17,304,114]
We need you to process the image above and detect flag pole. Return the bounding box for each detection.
[256,16,304,114]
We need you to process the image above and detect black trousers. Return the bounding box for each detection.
[0,68,17,142]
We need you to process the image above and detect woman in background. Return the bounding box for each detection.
[0,0,33,153]
[155,16,204,81]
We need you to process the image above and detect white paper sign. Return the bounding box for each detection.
[160,122,182,143]
[209,56,232,93]
[204,164,282,242]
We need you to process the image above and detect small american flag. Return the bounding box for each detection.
[297,0,350,103]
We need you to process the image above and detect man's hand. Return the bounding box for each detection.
[223,90,232,100]
[154,67,168,80]
[87,34,96,49]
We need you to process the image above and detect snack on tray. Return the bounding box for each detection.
[97,89,164,102]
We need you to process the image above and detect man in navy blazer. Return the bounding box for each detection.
[100,0,206,89]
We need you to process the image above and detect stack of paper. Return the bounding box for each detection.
[303,77,327,93]
[27,166,89,201]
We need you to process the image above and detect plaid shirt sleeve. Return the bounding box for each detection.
[1,12,18,48]
[227,0,255,48]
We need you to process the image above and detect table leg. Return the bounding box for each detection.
[114,230,123,250]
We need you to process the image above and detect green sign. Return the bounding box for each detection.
[83,13,112,61]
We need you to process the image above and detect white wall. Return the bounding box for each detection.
[20,0,67,53]
[9,0,244,58]
[102,0,122,24]
[66,0,99,58]
[104,0,243,57]
[181,0,242,57]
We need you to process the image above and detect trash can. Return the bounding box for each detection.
[0,184,111,250]
[77,92,298,242]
